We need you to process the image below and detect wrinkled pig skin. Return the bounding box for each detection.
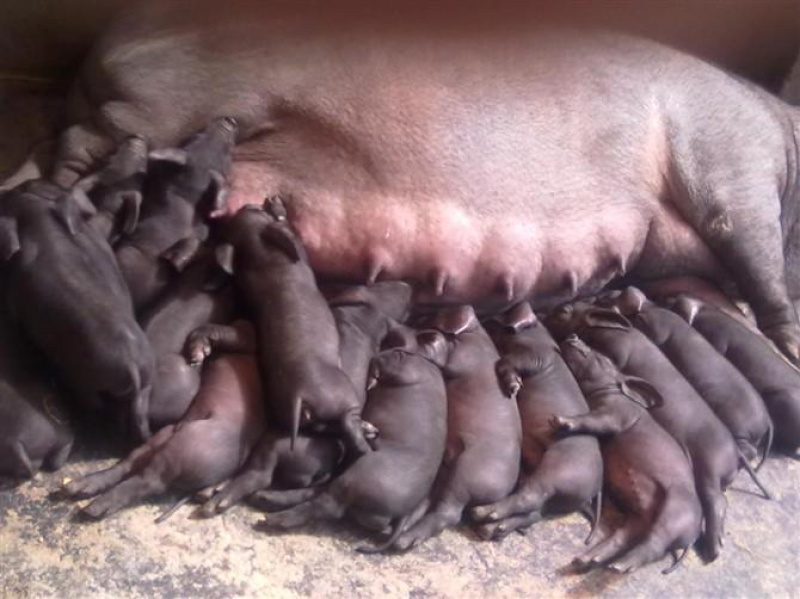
[197,431,344,517]
[0,303,73,485]
[545,303,742,561]
[212,198,370,456]
[555,337,702,574]
[114,117,236,313]
[387,306,522,551]
[76,135,148,244]
[326,281,413,404]
[0,180,154,441]
[469,302,603,540]
[251,328,448,548]
[139,251,237,430]
[53,0,800,365]
[603,287,773,466]
[62,352,266,519]
[670,295,800,456]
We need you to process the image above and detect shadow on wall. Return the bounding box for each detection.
[0,0,798,88]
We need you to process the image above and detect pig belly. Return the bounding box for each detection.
[227,160,721,308]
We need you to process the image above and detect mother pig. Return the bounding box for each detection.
[52,0,800,362]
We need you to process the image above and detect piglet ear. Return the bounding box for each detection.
[417,329,450,367]
[497,302,537,333]
[432,305,479,336]
[616,286,648,316]
[583,307,632,331]
[215,243,236,275]
[619,377,663,410]
[0,217,20,261]
[260,224,305,263]
[669,295,702,326]
[148,147,188,166]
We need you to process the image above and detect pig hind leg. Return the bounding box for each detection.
[64,425,176,499]
[668,138,800,363]
[572,517,645,571]
[260,492,345,530]
[608,487,702,574]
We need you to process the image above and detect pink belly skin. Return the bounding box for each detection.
[225,161,722,310]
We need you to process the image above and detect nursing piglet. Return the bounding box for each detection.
[140,250,237,429]
[196,282,411,515]
[0,303,73,484]
[62,349,266,519]
[389,305,522,551]
[603,287,773,468]
[114,117,236,312]
[251,327,448,549]
[556,336,702,574]
[469,302,603,539]
[546,302,759,560]
[670,295,800,456]
[207,196,370,455]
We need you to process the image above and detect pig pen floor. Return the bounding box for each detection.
[1,445,799,598]
[2,81,800,599]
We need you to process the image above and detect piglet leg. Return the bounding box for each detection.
[248,488,320,512]
[572,518,644,571]
[198,436,281,516]
[185,320,256,366]
[550,409,625,437]
[82,467,170,519]
[259,492,345,530]
[608,488,700,574]
[475,510,543,540]
[63,425,175,498]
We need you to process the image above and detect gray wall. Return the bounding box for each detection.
[0,0,798,87]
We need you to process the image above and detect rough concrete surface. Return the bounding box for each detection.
[1,80,800,599]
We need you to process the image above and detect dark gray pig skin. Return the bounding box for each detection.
[387,305,522,551]
[139,250,237,430]
[51,2,800,366]
[74,135,148,244]
[555,336,702,575]
[469,302,603,539]
[196,431,344,517]
[208,197,371,456]
[194,281,412,515]
[249,327,449,549]
[326,281,413,405]
[62,351,266,519]
[669,295,800,456]
[602,287,773,467]
[545,303,747,561]
[114,117,236,313]
[0,179,154,441]
[0,300,73,485]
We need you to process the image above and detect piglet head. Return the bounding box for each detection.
[148,116,238,216]
[596,286,649,317]
[665,294,703,325]
[485,301,537,340]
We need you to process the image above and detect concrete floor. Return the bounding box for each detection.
[1,80,800,599]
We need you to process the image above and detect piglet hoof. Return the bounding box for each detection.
[495,363,522,399]
[185,334,212,367]
[469,505,498,522]
[550,416,572,434]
